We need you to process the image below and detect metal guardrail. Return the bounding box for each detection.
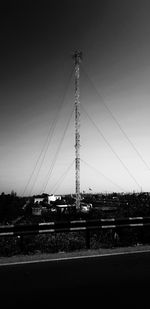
[0,216,150,237]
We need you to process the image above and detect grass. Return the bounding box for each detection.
[0,243,150,265]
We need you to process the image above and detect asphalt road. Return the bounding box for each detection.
[1,251,150,308]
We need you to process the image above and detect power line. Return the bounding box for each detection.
[41,105,74,194]
[51,160,74,194]
[22,66,74,196]
[81,159,125,192]
[81,103,142,190]
[81,64,150,170]
[28,115,60,196]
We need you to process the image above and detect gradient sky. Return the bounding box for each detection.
[1,0,150,196]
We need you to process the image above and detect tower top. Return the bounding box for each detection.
[72,50,83,65]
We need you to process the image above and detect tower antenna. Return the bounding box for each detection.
[72,50,82,209]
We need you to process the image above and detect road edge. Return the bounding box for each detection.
[1,244,150,266]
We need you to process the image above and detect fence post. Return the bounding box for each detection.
[17,235,24,253]
[86,229,90,249]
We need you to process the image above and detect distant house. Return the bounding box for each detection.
[32,194,62,215]
[34,197,45,204]
[33,195,45,215]
[32,204,42,216]
[47,194,61,204]
[33,194,61,205]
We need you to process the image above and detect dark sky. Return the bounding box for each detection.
[1,0,150,195]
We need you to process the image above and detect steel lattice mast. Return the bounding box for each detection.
[72,50,82,209]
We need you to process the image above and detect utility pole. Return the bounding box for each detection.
[72,50,82,209]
